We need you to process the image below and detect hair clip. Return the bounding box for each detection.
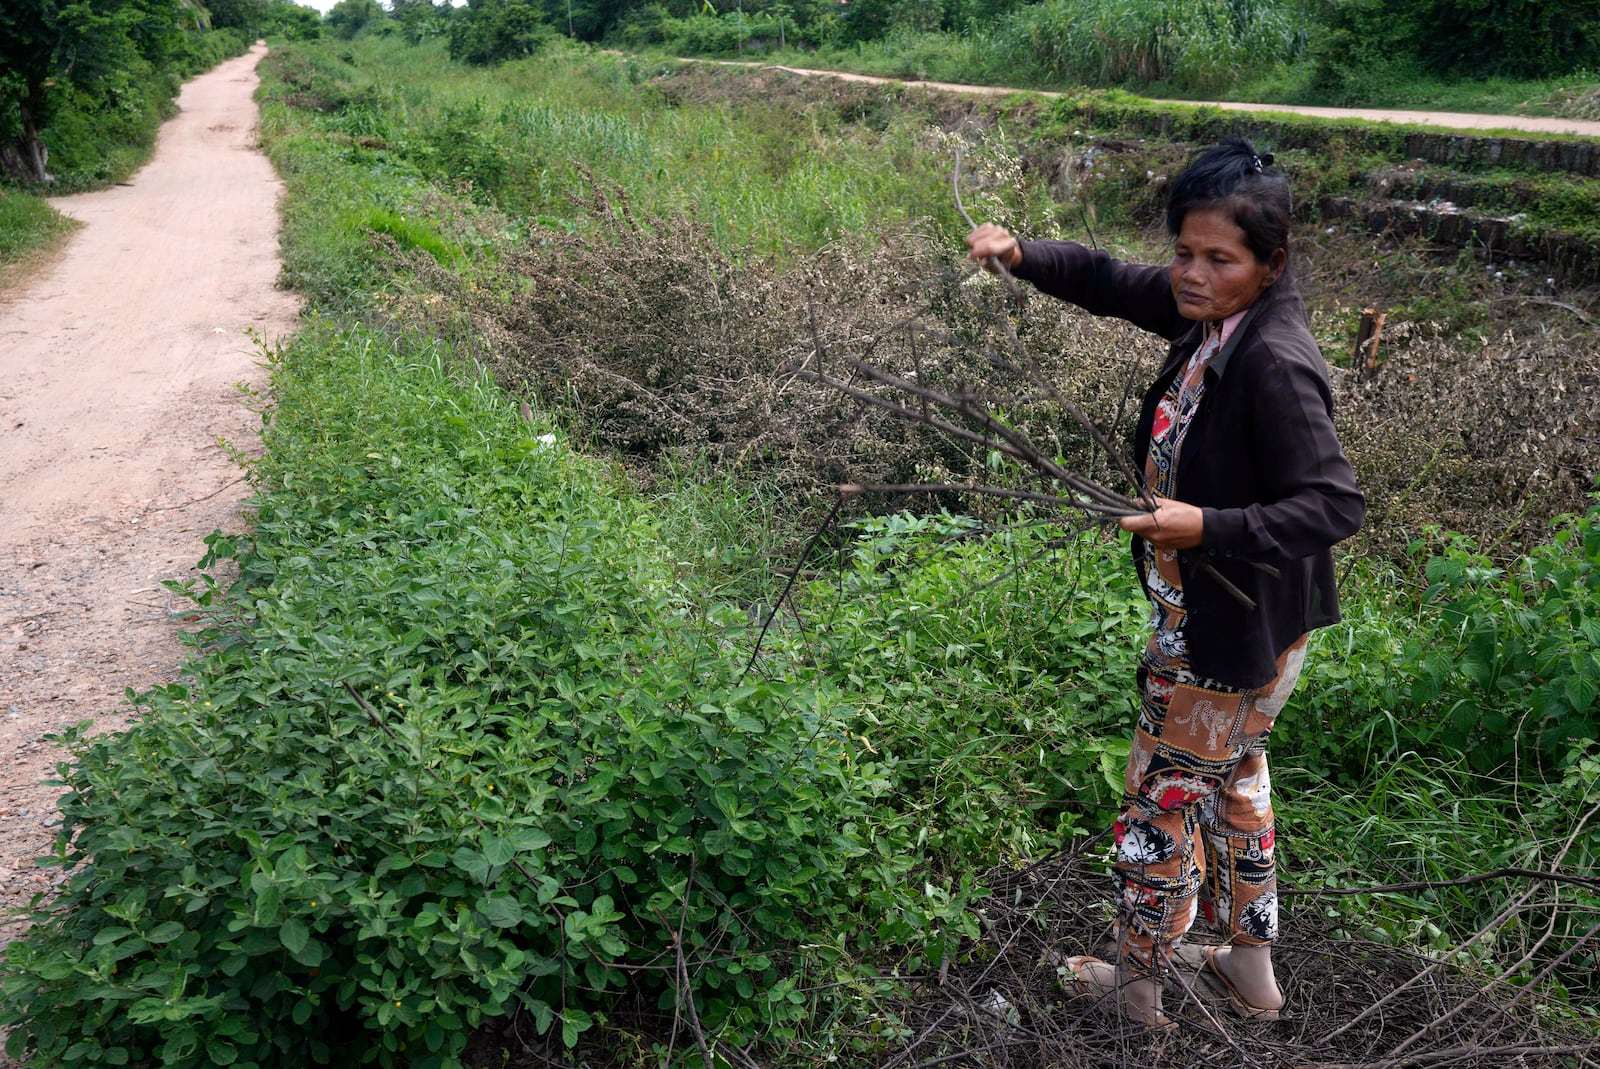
[1254,152,1275,173]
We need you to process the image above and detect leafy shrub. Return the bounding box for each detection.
[803,515,1146,858]
[1408,500,1600,770]
[1284,495,1600,781]
[0,326,976,1068]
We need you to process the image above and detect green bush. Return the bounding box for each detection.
[1282,496,1600,781]
[0,326,976,1068]
[804,514,1146,859]
[1307,0,1600,103]
[1407,502,1600,770]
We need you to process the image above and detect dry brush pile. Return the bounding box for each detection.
[385,186,1597,560]
[868,843,1599,1069]
[1332,317,1600,552]
[386,185,1165,513]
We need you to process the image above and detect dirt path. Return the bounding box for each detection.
[712,61,1600,137]
[0,44,299,939]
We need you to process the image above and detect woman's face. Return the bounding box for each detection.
[1168,207,1284,321]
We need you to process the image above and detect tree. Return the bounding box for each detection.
[262,0,323,38]
[0,0,177,182]
[392,0,448,42]
[205,0,268,29]
[837,0,944,42]
[534,0,632,41]
[447,0,552,62]
[326,0,384,38]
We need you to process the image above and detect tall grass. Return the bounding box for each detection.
[988,0,1297,93]
[262,37,966,260]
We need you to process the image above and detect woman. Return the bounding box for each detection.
[966,137,1365,1029]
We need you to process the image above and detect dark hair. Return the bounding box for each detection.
[1165,136,1292,266]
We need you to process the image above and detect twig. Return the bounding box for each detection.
[143,474,248,513]
[840,481,1137,518]
[663,855,719,1069]
[1323,796,1600,1045]
[1491,295,1593,323]
[1281,866,1600,897]
[823,352,1140,512]
[741,495,842,679]
[1301,1042,1600,1069]
[952,142,1025,305]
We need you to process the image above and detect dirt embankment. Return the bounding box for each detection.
[0,44,300,937]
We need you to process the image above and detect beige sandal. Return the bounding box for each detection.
[1199,946,1282,1021]
[1064,955,1178,1032]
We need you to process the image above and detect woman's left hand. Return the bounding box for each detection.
[1120,496,1204,549]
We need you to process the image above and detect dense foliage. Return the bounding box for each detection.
[0,328,1000,1066]
[0,0,258,188]
[446,0,554,65]
[1307,0,1600,103]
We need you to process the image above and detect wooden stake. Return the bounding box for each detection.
[1353,307,1386,375]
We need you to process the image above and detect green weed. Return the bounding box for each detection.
[0,190,75,265]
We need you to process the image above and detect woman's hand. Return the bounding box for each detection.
[1120,496,1204,549]
[966,224,1022,272]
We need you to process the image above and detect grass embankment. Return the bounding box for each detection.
[0,190,76,291]
[1,35,1596,1069]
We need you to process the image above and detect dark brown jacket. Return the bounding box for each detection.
[1014,239,1366,688]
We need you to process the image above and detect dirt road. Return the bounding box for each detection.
[725,61,1600,137]
[0,44,299,937]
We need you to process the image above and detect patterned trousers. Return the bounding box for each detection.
[1113,634,1307,975]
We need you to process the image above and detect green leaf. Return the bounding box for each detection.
[453,847,492,885]
[290,937,324,968]
[482,836,515,867]
[479,893,524,928]
[560,1008,593,1048]
[146,921,187,944]
[280,918,310,956]
[510,828,552,852]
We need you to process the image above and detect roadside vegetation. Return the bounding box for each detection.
[362,0,1600,115]
[2,30,1597,1069]
[0,189,77,289]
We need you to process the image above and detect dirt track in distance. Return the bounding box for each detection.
[0,44,300,944]
[700,59,1600,137]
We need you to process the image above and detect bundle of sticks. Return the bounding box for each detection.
[793,282,1276,611]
